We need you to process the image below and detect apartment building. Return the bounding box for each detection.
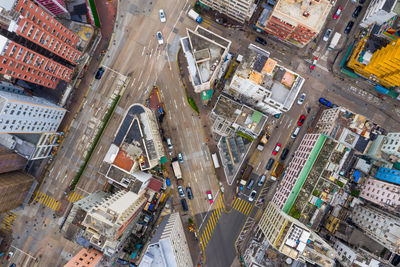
[64,248,102,267]
[255,0,332,47]
[198,0,256,23]
[255,202,337,266]
[360,177,400,211]
[350,204,400,252]
[0,0,82,89]
[0,171,36,213]
[380,132,400,158]
[139,212,193,267]
[360,0,400,27]
[0,90,66,133]
[81,190,148,256]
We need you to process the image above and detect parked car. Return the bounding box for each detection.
[167,138,173,149]
[352,6,362,18]
[246,179,255,190]
[291,127,301,139]
[359,0,365,3]
[177,186,185,198]
[323,29,332,42]
[249,190,257,202]
[333,6,343,19]
[181,199,188,211]
[266,158,275,170]
[310,56,318,70]
[255,36,267,46]
[280,148,290,160]
[157,31,164,45]
[178,153,184,163]
[206,190,213,203]
[272,143,281,155]
[344,21,354,34]
[258,175,266,186]
[95,67,105,79]
[186,186,193,199]
[159,9,166,22]
[297,115,306,126]
[319,97,332,107]
[297,93,306,105]
[6,251,13,261]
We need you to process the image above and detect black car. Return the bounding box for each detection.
[255,37,267,46]
[280,148,289,161]
[181,199,188,211]
[95,67,105,79]
[359,0,365,3]
[352,6,362,18]
[266,158,275,171]
[344,21,354,34]
[186,186,193,200]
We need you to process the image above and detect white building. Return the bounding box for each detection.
[0,91,65,133]
[198,0,257,23]
[225,44,304,115]
[380,132,400,158]
[350,204,400,253]
[81,190,148,256]
[360,0,400,27]
[139,212,193,267]
[180,26,231,93]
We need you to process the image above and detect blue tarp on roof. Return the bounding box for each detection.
[353,170,361,183]
[375,167,400,185]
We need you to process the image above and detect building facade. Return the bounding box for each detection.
[81,190,147,256]
[0,145,27,173]
[139,212,193,267]
[350,205,400,252]
[381,132,400,157]
[0,171,35,213]
[272,134,326,212]
[0,91,66,133]
[0,0,82,89]
[360,0,400,27]
[64,248,102,267]
[255,0,332,47]
[33,0,68,17]
[198,0,256,23]
[360,177,400,211]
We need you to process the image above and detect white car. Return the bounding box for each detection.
[297,93,306,105]
[323,29,332,42]
[159,9,166,23]
[249,190,257,202]
[157,31,164,45]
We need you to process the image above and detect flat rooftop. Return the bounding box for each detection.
[273,0,332,32]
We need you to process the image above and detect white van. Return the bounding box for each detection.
[291,127,301,139]
[167,138,173,149]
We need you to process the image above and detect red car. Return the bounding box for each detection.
[297,115,306,126]
[333,6,342,19]
[272,143,281,155]
[206,191,213,204]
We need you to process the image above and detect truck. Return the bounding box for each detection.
[188,9,202,23]
[328,32,341,50]
[172,161,183,184]
[212,153,220,169]
[240,164,253,186]
[257,132,270,151]
[271,162,284,181]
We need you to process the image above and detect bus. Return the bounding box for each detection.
[172,161,182,179]
[212,153,220,169]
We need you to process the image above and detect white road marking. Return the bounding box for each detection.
[141,46,146,56]
[256,161,261,171]
[138,70,143,80]
[149,48,153,58]
[174,99,177,109]
[55,172,60,180]
[97,145,103,155]
[130,77,136,87]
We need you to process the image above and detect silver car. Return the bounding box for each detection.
[249,190,257,202]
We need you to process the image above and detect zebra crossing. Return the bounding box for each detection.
[200,196,225,251]
[33,191,61,211]
[0,211,18,232]
[67,191,83,203]
[232,197,253,216]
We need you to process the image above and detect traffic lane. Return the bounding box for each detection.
[204,209,247,267]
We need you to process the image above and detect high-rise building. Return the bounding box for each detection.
[0,0,82,89]
[255,202,337,266]
[350,204,400,252]
[198,0,256,24]
[33,0,68,17]
[255,0,333,47]
[360,0,400,28]
[360,177,400,211]
[80,190,147,256]
[139,212,193,267]
[64,248,102,267]
[347,38,400,88]
[0,145,27,173]
[0,170,35,213]
[0,90,66,133]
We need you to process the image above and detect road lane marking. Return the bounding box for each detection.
[141,46,146,56]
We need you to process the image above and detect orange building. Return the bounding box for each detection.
[64,248,102,267]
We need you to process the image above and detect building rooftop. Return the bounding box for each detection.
[180,26,231,93]
[225,44,304,115]
[273,0,332,32]
[375,167,400,185]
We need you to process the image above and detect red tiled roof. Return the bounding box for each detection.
[147,178,163,192]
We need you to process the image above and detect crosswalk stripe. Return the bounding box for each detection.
[49,198,56,209]
[238,199,245,211]
[54,202,60,211]
[244,202,251,214]
[205,224,210,242]
[233,198,239,209]
[211,211,216,230]
[33,191,39,201]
